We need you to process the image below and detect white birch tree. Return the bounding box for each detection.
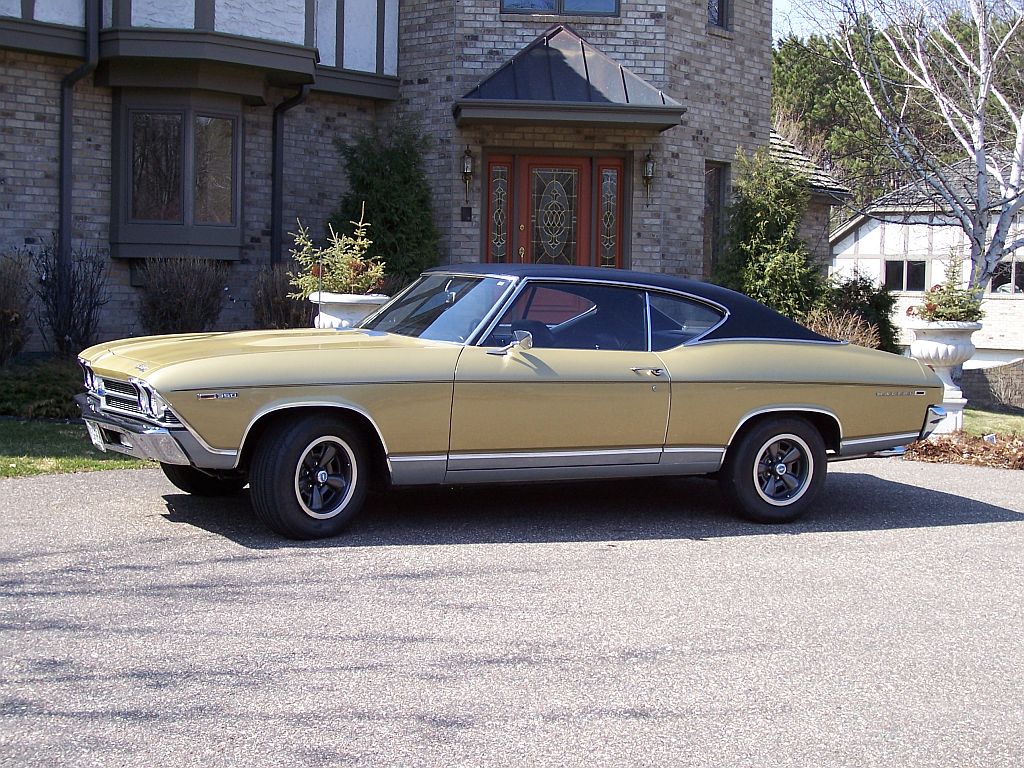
[819,0,1024,289]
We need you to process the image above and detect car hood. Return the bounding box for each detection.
[87,328,430,364]
[81,329,454,380]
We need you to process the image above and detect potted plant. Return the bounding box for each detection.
[288,203,388,328]
[906,260,984,433]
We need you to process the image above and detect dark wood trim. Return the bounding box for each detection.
[99,28,317,84]
[312,65,398,100]
[376,0,384,75]
[453,100,684,132]
[111,89,245,260]
[112,0,131,27]
[98,58,268,101]
[0,17,85,57]
[304,0,315,48]
[21,0,33,21]
[195,0,215,31]
[336,0,344,70]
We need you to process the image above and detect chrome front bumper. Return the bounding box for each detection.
[76,394,237,469]
[77,393,190,465]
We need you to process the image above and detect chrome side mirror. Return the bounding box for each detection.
[487,329,533,356]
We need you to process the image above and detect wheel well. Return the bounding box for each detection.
[238,406,391,488]
[730,410,841,454]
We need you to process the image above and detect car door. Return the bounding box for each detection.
[448,281,670,475]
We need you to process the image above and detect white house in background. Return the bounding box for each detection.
[830,189,1024,369]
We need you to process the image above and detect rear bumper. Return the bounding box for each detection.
[919,405,946,440]
[831,404,946,463]
[76,394,236,469]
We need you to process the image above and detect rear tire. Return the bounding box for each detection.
[160,463,246,496]
[249,415,369,539]
[719,417,826,523]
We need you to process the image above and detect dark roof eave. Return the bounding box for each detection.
[453,99,684,132]
[810,186,853,202]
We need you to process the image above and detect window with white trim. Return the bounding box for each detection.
[883,259,927,291]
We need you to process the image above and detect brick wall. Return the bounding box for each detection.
[1,0,773,344]
[801,195,835,269]
[0,49,137,351]
[394,0,771,275]
[0,49,379,342]
[962,359,1024,411]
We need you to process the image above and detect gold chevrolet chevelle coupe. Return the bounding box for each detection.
[77,264,945,539]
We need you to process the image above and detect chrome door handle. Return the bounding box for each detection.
[630,367,664,376]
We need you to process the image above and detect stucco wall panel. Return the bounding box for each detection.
[33,0,84,26]
[343,0,377,71]
[315,0,338,67]
[132,0,194,29]
[216,0,305,44]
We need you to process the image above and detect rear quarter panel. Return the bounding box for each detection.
[658,341,943,448]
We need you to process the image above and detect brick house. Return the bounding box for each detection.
[0,0,771,344]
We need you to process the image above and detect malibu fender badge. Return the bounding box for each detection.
[197,392,239,400]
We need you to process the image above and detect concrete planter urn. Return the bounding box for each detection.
[310,292,390,329]
[908,320,982,434]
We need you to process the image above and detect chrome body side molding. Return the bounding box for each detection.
[661,446,726,473]
[837,432,920,458]
[388,455,447,485]
[446,447,662,472]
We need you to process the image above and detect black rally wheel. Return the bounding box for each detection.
[160,463,246,496]
[249,415,369,539]
[719,417,826,523]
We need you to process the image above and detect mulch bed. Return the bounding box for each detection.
[904,433,1024,470]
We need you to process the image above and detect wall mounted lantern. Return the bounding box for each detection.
[642,150,656,200]
[462,147,475,204]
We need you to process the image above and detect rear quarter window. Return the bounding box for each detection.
[649,293,724,351]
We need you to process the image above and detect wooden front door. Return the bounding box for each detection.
[485,155,624,268]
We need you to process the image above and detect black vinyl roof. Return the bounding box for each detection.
[426,263,835,344]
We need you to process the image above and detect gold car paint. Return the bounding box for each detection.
[169,382,456,455]
[450,345,670,457]
[657,340,943,447]
[80,326,944,473]
[81,330,463,457]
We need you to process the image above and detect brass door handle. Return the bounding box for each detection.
[518,246,526,262]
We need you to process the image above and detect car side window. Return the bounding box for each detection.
[482,282,649,351]
[649,293,724,350]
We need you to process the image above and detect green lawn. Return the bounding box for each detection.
[0,419,152,478]
[963,407,1024,438]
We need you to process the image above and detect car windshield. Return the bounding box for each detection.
[361,273,512,342]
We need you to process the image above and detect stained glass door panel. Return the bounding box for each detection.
[517,157,591,266]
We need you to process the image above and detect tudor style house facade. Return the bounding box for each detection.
[0,0,771,342]
[831,192,1024,368]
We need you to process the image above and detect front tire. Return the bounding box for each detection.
[719,417,826,523]
[160,463,247,496]
[249,416,369,539]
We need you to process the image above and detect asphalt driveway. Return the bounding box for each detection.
[2,458,1023,767]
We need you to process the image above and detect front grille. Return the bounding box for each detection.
[100,378,144,416]
[97,377,181,425]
